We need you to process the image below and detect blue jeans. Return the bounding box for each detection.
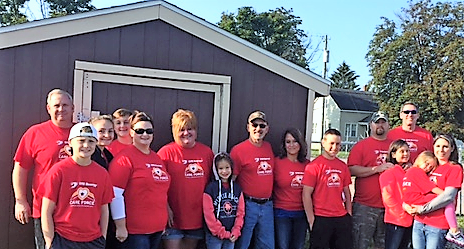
[235,200,274,249]
[274,216,308,249]
[385,223,412,249]
[205,232,234,249]
[122,232,162,249]
[412,220,447,249]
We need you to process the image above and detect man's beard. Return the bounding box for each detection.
[375,128,385,136]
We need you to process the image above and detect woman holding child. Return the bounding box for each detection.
[404,133,464,249]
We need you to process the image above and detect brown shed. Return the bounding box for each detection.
[0,1,330,248]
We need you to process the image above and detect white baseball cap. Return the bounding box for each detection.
[68,123,98,141]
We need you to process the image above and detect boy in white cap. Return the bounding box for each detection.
[40,123,114,249]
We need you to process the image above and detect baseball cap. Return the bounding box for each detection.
[248,110,267,123]
[370,111,389,123]
[68,123,98,141]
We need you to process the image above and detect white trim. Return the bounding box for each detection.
[341,110,375,114]
[73,61,231,153]
[306,90,315,158]
[1,1,329,96]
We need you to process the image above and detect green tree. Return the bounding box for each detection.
[329,61,360,90]
[366,0,464,139]
[0,0,94,26]
[47,0,95,17]
[0,0,28,26]
[218,7,320,69]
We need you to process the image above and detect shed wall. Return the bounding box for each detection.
[0,20,309,249]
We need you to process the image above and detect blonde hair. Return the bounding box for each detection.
[171,109,197,142]
[413,151,438,170]
[112,108,133,119]
[89,115,113,126]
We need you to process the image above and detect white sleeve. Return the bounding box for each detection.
[110,186,126,220]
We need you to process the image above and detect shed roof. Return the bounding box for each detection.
[330,88,378,112]
[0,0,330,96]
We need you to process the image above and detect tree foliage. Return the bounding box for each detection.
[0,0,94,26]
[0,0,28,25]
[218,7,320,69]
[366,0,464,139]
[329,61,360,90]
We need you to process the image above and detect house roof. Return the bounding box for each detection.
[0,0,330,96]
[330,88,378,112]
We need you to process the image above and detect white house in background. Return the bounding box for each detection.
[311,88,378,150]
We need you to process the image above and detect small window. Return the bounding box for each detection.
[345,123,358,138]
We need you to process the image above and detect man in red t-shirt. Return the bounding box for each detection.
[12,89,74,249]
[388,102,433,162]
[348,111,394,249]
[302,129,352,249]
[231,110,274,249]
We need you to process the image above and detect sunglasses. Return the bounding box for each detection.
[132,128,154,135]
[402,110,417,115]
[251,123,267,129]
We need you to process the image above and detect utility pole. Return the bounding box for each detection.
[321,35,329,141]
[322,35,329,79]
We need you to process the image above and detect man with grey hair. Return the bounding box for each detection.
[12,89,74,249]
[388,102,433,162]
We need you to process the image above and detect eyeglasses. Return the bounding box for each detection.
[132,128,154,135]
[251,123,267,129]
[402,110,417,115]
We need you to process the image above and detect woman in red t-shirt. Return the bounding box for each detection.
[158,109,214,249]
[273,128,310,249]
[404,133,464,249]
[109,111,171,249]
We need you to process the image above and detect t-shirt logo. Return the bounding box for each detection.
[406,141,418,152]
[256,161,272,175]
[70,187,95,207]
[291,175,303,188]
[430,175,438,185]
[326,171,341,187]
[184,163,205,178]
[58,142,71,160]
[374,150,388,165]
[223,201,233,216]
[152,167,169,181]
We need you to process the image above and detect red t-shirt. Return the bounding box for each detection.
[415,163,463,229]
[158,142,213,230]
[347,137,392,208]
[302,155,351,217]
[273,157,309,211]
[109,145,171,234]
[387,126,433,162]
[402,167,437,205]
[14,120,72,218]
[41,158,114,242]
[230,140,274,199]
[106,140,131,157]
[379,165,414,227]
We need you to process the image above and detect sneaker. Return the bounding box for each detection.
[446,231,464,246]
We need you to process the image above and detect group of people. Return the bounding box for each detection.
[11,89,464,249]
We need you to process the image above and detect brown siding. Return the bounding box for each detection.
[0,19,308,249]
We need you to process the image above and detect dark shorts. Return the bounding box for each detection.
[161,228,204,240]
[310,214,352,249]
[51,233,105,249]
[34,218,45,249]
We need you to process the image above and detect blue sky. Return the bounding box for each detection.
[25,0,424,88]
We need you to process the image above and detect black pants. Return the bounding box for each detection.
[51,233,105,249]
[310,214,352,249]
